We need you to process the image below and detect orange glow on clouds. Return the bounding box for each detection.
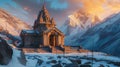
[82,0,120,20]
[70,0,120,21]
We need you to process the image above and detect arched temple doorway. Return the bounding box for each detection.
[49,32,58,46]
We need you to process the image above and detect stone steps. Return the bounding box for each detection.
[52,48,64,54]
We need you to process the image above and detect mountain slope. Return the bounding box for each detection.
[60,10,101,45]
[0,9,31,36]
[61,10,100,35]
[70,13,120,57]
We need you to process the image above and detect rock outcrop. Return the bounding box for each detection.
[0,37,13,65]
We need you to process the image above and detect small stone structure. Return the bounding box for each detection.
[20,5,64,49]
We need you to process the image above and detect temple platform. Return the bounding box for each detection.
[20,46,90,54]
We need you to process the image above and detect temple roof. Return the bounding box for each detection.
[21,30,39,35]
[37,5,51,22]
[33,5,56,29]
[21,28,64,36]
[44,27,64,36]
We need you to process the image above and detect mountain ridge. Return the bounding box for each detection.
[0,8,31,36]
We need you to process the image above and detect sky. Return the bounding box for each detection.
[0,0,120,27]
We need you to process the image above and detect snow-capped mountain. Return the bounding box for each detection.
[60,10,101,45]
[64,12,120,57]
[61,10,101,36]
[0,9,31,36]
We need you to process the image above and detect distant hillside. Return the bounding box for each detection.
[0,8,31,36]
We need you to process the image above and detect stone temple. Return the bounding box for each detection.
[20,5,64,48]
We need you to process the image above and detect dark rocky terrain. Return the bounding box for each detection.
[0,37,13,65]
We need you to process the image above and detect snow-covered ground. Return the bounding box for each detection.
[25,52,120,67]
[0,48,120,67]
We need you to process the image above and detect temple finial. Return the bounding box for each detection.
[42,0,46,10]
[36,0,51,23]
[44,0,46,5]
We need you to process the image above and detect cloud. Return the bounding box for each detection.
[67,0,120,20]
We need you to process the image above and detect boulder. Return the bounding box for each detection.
[36,59,43,66]
[50,60,57,64]
[70,59,81,64]
[47,60,57,64]
[52,63,62,67]
[0,37,13,65]
[84,62,92,64]
[65,63,79,67]
[80,64,91,67]
[110,62,120,66]
[99,64,104,67]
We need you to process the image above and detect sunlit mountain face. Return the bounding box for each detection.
[68,0,120,26]
[79,0,120,20]
[61,0,120,36]
[67,10,101,28]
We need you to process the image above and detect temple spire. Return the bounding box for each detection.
[36,2,51,23]
[34,0,55,27]
[44,0,46,6]
[42,0,46,10]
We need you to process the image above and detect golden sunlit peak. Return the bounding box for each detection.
[79,0,120,21]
